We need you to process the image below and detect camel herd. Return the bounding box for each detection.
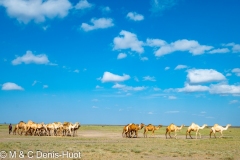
[122,123,232,139]
[12,120,80,137]
[10,121,231,139]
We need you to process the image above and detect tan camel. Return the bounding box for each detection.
[13,121,27,135]
[186,123,208,139]
[127,123,145,138]
[25,122,44,136]
[122,123,132,138]
[46,123,57,136]
[165,123,184,139]
[210,124,231,138]
[143,124,162,138]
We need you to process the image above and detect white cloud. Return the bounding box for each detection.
[92,106,98,109]
[209,84,240,94]
[101,72,130,83]
[225,43,240,53]
[0,0,72,23]
[209,48,230,54]
[153,39,213,57]
[148,112,154,115]
[232,68,240,76]
[113,30,144,53]
[140,57,148,61]
[2,82,24,91]
[146,38,166,47]
[150,0,179,15]
[73,69,80,73]
[12,51,50,65]
[117,53,127,59]
[75,0,93,10]
[175,65,188,70]
[81,18,114,32]
[165,111,179,114]
[32,80,41,86]
[43,85,48,89]
[100,6,111,13]
[126,12,144,21]
[229,100,238,104]
[165,67,170,70]
[177,83,209,92]
[96,85,103,89]
[187,69,226,84]
[168,96,177,99]
[143,76,156,81]
[112,83,146,91]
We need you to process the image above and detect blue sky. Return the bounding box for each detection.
[0,0,240,126]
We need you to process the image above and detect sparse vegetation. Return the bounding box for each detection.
[0,125,239,159]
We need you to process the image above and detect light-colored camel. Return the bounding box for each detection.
[25,122,44,136]
[210,124,231,138]
[165,123,184,139]
[71,122,81,137]
[143,124,162,138]
[13,121,27,135]
[127,123,145,138]
[122,123,132,138]
[46,123,57,136]
[186,123,208,139]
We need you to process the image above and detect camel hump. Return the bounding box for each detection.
[214,124,219,127]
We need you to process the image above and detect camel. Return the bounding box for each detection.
[210,124,231,138]
[122,123,132,138]
[143,124,162,138]
[71,122,81,137]
[165,123,184,139]
[13,121,27,135]
[186,123,208,139]
[25,122,44,136]
[127,123,145,138]
[46,123,57,136]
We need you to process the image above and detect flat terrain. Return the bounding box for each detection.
[0,125,239,160]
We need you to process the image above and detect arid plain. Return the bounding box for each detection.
[0,124,239,160]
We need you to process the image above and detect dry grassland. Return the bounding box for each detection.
[0,125,239,160]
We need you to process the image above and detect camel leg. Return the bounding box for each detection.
[220,131,223,138]
[189,131,193,139]
[169,132,172,138]
[165,131,168,139]
[174,131,177,139]
[196,132,198,139]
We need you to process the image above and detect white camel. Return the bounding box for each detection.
[186,123,208,139]
[210,124,231,138]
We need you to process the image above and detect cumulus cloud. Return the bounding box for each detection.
[101,72,130,83]
[175,65,188,70]
[155,39,213,56]
[0,0,72,23]
[209,84,240,94]
[12,51,50,65]
[73,69,80,73]
[209,48,230,54]
[146,38,166,47]
[113,30,144,53]
[232,68,240,76]
[2,82,24,90]
[187,69,226,84]
[126,12,144,21]
[75,0,93,10]
[177,83,209,92]
[143,76,156,81]
[117,53,127,59]
[81,18,114,31]
[224,43,240,53]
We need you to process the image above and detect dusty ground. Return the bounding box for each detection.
[0,125,239,160]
